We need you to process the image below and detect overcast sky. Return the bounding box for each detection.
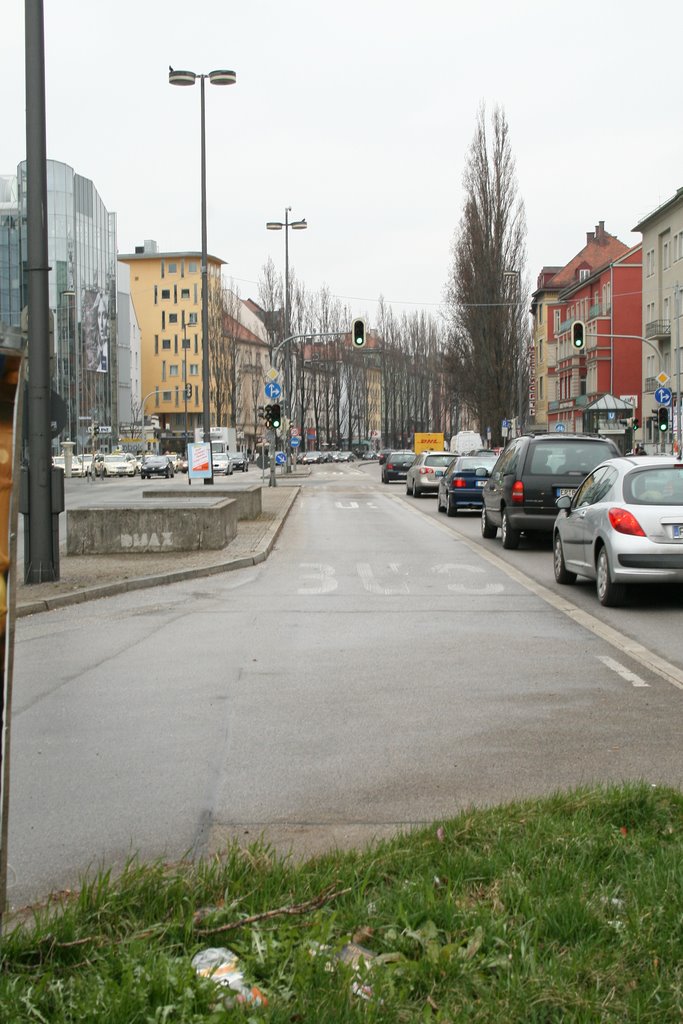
[2,0,682,322]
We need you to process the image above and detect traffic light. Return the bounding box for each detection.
[657,406,669,432]
[631,417,640,431]
[571,319,585,350]
[264,404,273,427]
[352,317,366,348]
[271,403,282,429]
[184,383,192,399]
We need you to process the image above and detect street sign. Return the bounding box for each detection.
[290,436,301,448]
[275,451,286,465]
[554,422,567,432]
[266,367,279,381]
[656,371,670,386]
[290,427,300,437]
[264,381,282,399]
[654,386,672,406]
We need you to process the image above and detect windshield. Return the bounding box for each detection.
[624,466,683,505]
[527,441,615,476]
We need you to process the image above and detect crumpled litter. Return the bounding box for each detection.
[191,946,267,1006]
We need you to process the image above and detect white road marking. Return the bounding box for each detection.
[335,501,359,508]
[357,562,410,595]
[297,562,338,595]
[392,495,683,694]
[431,562,504,595]
[598,655,650,688]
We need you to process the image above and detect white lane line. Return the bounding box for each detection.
[391,495,683,693]
[598,655,650,688]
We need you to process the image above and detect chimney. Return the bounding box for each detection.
[587,231,595,244]
[596,221,605,241]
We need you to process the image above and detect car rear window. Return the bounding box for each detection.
[526,441,615,476]
[458,457,496,471]
[424,454,453,467]
[624,466,683,505]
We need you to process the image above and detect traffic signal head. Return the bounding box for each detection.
[352,317,366,348]
[631,417,640,431]
[184,383,192,399]
[657,406,669,432]
[271,403,281,429]
[571,319,585,350]
[264,404,273,427]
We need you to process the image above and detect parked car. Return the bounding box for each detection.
[140,455,174,479]
[381,450,415,484]
[405,451,454,497]
[553,455,683,606]
[228,450,249,472]
[378,449,392,465]
[481,434,620,549]
[437,453,498,515]
[337,451,356,463]
[362,451,378,461]
[302,450,322,464]
[212,451,233,476]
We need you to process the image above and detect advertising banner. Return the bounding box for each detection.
[187,442,212,479]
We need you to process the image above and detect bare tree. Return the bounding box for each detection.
[444,104,528,447]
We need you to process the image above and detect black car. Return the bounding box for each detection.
[480,434,620,549]
[381,450,415,484]
[140,455,174,479]
[228,450,249,472]
[437,453,498,515]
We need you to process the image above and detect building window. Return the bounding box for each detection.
[168,262,177,274]
[663,241,670,270]
[182,338,190,349]
[194,284,198,303]
[189,261,198,273]
[161,311,165,329]
[579,269,589,281]
[554,310,561,333]
[188,312,197,325]
[646,249,655,277]
[154,335,159,355]
[169,313,178,324]
[162,338,171,350]
[170,364,179,377]
[539,338,544,364]
[162,391,172,402]
[161,361,166,381]
[180,288,190,300]
[154,285,158,304]
[189,364,199,375]
[161,288,170,300]
[539,376,544,400]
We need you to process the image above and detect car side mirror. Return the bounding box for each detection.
[556,494,572,510]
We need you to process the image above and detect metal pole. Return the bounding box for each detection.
[675,282,681,456]
[284,208,292,473]
[200,75,213,484]
[25,0,58,582]
[183,324,189,460]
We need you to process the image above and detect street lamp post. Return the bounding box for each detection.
[267,208,307,471]
[503,269,525,435]
[169,67,236,484]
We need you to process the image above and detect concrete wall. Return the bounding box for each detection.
[143,484,262,520]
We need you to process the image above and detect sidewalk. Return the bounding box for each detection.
[15,484,300,618]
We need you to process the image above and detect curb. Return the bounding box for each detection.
[16,487,298,617]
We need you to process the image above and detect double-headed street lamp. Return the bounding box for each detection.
[169,66,236,483]
[266,209,307,470]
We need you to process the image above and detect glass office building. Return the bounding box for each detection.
[0,160,118,453]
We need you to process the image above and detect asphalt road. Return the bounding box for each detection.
[8,461,683,909]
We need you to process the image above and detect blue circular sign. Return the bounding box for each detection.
[654,386,672,406]
[264,381,282,399]
[290,436,301,447]
[554,422,567,432]
[275,451,286,464]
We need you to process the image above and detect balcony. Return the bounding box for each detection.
[558,318,573,333]
[645,320,670,340]
[588,302,610,319]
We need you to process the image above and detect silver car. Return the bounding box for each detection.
[553,456,683,606]
[405,452,454,497]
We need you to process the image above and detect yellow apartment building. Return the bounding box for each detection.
[118,241,224,448]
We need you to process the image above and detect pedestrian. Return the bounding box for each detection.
[635,444,646,456]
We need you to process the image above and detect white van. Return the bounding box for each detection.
[450,430,483,455]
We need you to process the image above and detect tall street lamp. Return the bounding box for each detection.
[266,208,307,470]
[169,66,236,483]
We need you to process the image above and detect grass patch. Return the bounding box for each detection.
[1,782,681,1022]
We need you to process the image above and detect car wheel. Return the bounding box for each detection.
[437,491,445,513]
[412,479,421,498]
[165,468,170,478]
[446,496,457,517]
[501,508,520,550]
[596,546,625,607]
[405,482,411,495]
[481,505,497,539]
[553,532,576,585]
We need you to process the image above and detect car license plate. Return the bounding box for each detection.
[673,525,683,539]
[476,480,485,487]
[556,487,576,498]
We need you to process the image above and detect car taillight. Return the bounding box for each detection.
[386,463,394,470]
[419,467,434,475]
[452,477,467,489]
[511,480,524,504]
[608,507,645,536]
